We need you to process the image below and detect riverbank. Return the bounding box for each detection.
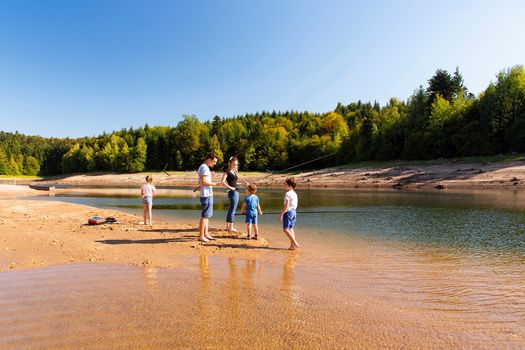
[0,200,275,271]
[23,156,525,190]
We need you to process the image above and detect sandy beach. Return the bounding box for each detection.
[0,198,279,271]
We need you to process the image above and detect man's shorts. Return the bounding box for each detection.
[200,196,213,218]
[283,209,296,229]
[245,213,257,225]
[142,196,153,205]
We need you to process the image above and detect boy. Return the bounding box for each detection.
[241,183,263,240]
[278,178,300,250]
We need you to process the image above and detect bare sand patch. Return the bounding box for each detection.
[0,200,275,271]
[0,184,43,197]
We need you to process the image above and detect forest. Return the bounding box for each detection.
[1,65,524,176]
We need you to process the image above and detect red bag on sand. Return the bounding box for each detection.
[88,216,106,225]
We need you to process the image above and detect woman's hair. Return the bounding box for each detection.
[285,178,296,189]
[228,156,238,170]
[146,175,153,183]
[247,183,257,194]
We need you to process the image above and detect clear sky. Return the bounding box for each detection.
[0,0,524,138]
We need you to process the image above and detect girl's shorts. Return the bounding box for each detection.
[142,196,153,205]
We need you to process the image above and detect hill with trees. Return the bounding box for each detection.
[1,65,524,176]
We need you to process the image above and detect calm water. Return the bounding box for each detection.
[25,186,525,254]
[3,187,525,348]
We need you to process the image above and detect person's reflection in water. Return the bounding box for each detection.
[143,266,159,294]
[241,258,261,303]
[195,254,213,335]
[282,252,301,322]
[199,255,211,292]
[226,257,241,324]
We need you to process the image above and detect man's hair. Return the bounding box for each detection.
[206,152,218,160]
[247,183,257,193]
[285,178,296,189]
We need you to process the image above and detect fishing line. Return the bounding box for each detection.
[193,151,337,192]
[252,151,338,184]
[236,210,360,215]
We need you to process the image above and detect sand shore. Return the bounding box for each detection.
[17,158,525,190]
[0,199,276,271]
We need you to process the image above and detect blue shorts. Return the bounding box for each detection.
[245,214,258,224]
[142,196,152,205]
[283,210,296,229]
[200,196,213,218]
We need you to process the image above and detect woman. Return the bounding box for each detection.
[221,156,240,232]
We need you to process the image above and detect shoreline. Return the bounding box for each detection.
[0,199,281,272]
[12,158,525,191]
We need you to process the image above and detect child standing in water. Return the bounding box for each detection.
[241,183,263,240]
[278,178,300,250]
[141,175,157,225]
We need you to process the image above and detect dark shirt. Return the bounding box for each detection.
[224,169,238,190]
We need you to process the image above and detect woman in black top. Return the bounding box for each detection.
[221,156,240,232]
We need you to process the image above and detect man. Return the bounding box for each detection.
[197,152,220,242]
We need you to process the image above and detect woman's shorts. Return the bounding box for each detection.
[200,196,213,218]
[142,196,153,205]
[283,210,296,229]
[245,213,257,224]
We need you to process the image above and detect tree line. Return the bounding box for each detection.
[1,65,524,176]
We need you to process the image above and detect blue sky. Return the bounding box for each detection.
[0,0,524,138]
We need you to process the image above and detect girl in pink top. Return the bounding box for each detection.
[141,175,157,225]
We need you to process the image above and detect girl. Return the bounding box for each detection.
[141,175,157,225]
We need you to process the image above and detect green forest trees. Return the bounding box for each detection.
[1,65,524,176]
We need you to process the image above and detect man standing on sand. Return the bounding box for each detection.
[197,152,220,242]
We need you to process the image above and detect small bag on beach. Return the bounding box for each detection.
[88,216,106,225]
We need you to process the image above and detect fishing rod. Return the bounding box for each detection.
[161,162,170,176]
[236,210,360,215]
[193,151,338,192]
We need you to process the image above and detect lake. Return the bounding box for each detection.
[1,186,524,349]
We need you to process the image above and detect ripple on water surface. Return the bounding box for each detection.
[1,257,524,350]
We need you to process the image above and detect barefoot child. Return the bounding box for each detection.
[278,178,300,250]
[241,183,263,240]
[141,175,157,225]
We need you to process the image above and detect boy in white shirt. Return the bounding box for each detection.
[278,178,300,250]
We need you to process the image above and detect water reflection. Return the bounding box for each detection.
[196,253,301,333]
[143,267,159,293]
